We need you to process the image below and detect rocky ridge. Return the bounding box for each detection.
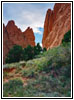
[42,3,71,49]
[3,20,35,63]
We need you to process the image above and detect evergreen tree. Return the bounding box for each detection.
[62,30,71,43]
[34,43,42,56]
[23,45,34,61]
[5,45,23,63]
[43,48,47,52]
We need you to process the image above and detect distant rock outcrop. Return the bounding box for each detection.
[42,3,71,50]
[3,20,35,63]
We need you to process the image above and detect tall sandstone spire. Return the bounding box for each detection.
[3,20,35,63]
[42,3,71,50]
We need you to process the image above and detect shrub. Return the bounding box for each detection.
[5,45,23,63]
[19,61,26,66]
[3,61,26,69]
[23,45,34,61]
[3,41,71,97]
[43,48,47,52]
[64,64,71,78]
[5,43,43,64]
[22,69,35,78]
[62,30,71,43]
[34,43,42,56]
[3,79,24,97]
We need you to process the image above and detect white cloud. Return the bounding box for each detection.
[3,3,55,34]
[33,27,42,34]
[15,10,44,34]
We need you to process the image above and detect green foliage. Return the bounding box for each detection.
[62,30,71,43]
[5,43,43,64]
[36,43,42,53]
[23,43,43,61]
[43,48,47,52]
[34,43,42,55]
[3,79,24,97]
[23,45,34,61]
[4,39,71,97]
[3,61,26,69]
[64,65,71,78]
[5,45,23,63]
[22,69,35,78]
[22,74,70,97]
[3,72,8,78]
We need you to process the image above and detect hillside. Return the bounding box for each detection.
[3,42,71,97]
[3,3,71,98]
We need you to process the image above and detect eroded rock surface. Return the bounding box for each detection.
[42,3,71,49]
[3,20,35,63]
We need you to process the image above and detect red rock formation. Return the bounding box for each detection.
[3,20,35,63]
[23,27,35,47]
[42,3,71,50]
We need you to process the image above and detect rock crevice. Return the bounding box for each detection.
[42,3,71,49]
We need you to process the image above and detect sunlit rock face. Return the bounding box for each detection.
[42,3,71,50]
[3,20,35,63]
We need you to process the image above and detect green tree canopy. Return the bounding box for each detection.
[23,45,34,61]
[34,43,42,55]
[5,45,23,63]
[62,30,71,43]
[43,48,47,52]
[5,43,46,64]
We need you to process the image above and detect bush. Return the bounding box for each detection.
[62,30,71,43]
[5,45,23,63]
[43,48,47,52]
[34,43,42,55]
[64,64,71,78]
[3,79,24,97]
[3,41,71,97]
[5,43,43,63]
[23,45,34,61]
[22,69,35,78]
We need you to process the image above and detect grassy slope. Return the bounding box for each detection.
[3,42,71,97]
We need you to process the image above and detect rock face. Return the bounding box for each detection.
[3,20,35,63]
[42,3,71,50]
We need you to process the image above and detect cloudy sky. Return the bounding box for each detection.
[3,3,55,46]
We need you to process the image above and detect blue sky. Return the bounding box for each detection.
[3,3,55,46]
